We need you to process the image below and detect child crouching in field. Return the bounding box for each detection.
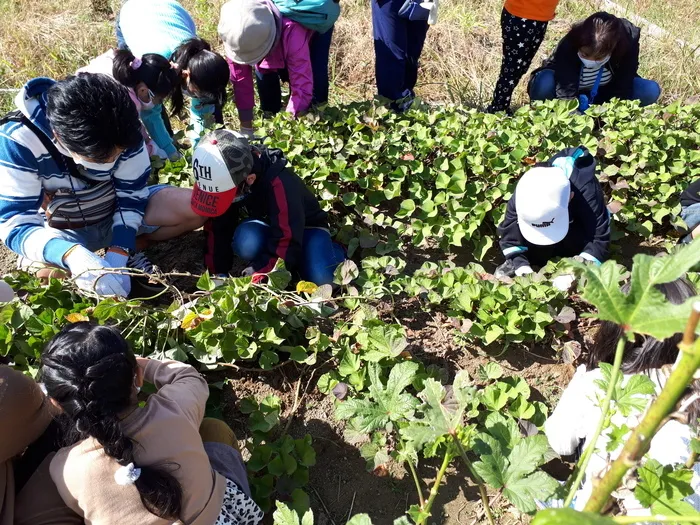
[42,322,263,524]
[496,147,610,290]
[545,278,700,513]
[191,129,346,285]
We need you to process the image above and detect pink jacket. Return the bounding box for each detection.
[227,12,313,122]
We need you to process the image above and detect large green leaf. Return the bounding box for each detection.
[573,240,700,338]
[335,362,420,433]
[635,459,696,516]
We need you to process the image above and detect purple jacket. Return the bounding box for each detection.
[227,0,313,122]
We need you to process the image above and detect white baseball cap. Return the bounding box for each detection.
[191,130,254,217]
[218,0,277,65]
[515,166,571,246]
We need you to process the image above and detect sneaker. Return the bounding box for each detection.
[127,252,166,298]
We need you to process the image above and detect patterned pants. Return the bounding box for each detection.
[488,9,548,113]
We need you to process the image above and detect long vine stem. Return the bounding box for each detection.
[612,515,700,524]
[584,303,700,512]
[407,460,426,509]
[453,436,496,525]
[417,449,452,525]
[563,335,627,507]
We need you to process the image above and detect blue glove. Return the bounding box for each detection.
[552,156,576,179]
[398,0,431,20]
[578,94,590,112]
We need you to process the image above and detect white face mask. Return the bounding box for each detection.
[578,52,611,69]
[72,156,119,172]
[139,89,156,111]
[54,137,119,171]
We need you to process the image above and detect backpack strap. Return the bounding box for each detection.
[0,110,85,182]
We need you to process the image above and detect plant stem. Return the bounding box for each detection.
[563,335,627,507]
[453,437,496,525]
[418,450,452,525]
[406,460,426,508]
[584,306,700,512]
[613,515,700,524]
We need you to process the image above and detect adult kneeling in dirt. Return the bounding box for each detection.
[191,129,346,285]
[495,147,610,291]
[528,12,661,111]
[0,74,206,298]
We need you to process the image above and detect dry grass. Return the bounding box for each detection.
[0,0,698,115]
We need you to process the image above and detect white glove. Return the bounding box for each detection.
[239,127,255,139]
[552,274,576,292]
[515,265,534,277]
[103,250,132,296]
[149,143,169,161]
[168,150,183,162]
[422,0,439,24]
[241,266,255,277]
[64,246,129,297]
[0,281,16,302]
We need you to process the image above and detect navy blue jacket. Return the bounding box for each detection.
[497,148,610,270]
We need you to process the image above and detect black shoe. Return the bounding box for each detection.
[127,252,166,299]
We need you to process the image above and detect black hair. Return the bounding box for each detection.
[46,73,143,162]
[41,322,183,520]
[171,38,229,108]
[113,49,184,115]
[569,12,629,60]
[589,277,700,427]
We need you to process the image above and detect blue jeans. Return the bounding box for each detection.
[232,220,346,285]
[680,203,700,242]
[372,0,429,102]
[310,26,335,105]
[529,69,661,106]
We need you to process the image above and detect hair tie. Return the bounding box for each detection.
[114,463,142,486]
[130,57,143,70]
[170,61,180,71]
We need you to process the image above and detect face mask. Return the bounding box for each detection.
[72,156,119,172]
[139,89,156,110]
[578,52,610,69]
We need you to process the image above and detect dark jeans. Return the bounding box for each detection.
[232,219,346,285]
[255,25,335,113]
[371,0,429,102]
[310,26,335,105]
[529,69,662,107]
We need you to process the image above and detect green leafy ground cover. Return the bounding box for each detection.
[2,100,700,523]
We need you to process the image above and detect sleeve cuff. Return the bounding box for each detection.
[579,252,602,265]
[162,142,177,158]
[43,239,79,268]
[238,108,254,122]
[111,224,137,252]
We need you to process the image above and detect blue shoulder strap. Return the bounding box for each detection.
[588,67,605,104]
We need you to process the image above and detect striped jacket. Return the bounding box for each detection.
[0,77,151,267]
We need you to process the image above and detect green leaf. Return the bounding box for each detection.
[365,324,408,361]
[572,241,700,338]
[478,362,503,381]
[272,501,313,525]
[635,459,695,515]
[334,259,360,285]
[505,434,552,483]
[347,515,375,525]
[472,433,507,489]
[196,272,216,291]
[335,362,419,433]
[616,373,656,416]
[502,470,559,513]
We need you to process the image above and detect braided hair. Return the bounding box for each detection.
[41,322,182,519]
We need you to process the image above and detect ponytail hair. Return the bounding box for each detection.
[41,322,183,520]
[171,38,229,108]
[113,49,184,115]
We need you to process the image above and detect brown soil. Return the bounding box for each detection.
[0,232,596,524]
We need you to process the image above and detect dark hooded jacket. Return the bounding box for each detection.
[529,15,641,104]
[204,146,328,275]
